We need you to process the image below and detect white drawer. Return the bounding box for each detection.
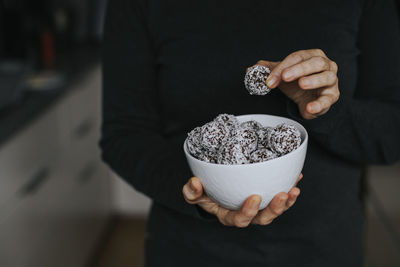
[65,66,101,136]
[73,160,111,218]
[0,108,60,208]
[0,167,73,267]
[56,66,102,158]
[57,161,111,266]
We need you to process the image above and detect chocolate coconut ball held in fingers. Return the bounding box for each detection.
[249,49,340,120]
[244,65,272,95]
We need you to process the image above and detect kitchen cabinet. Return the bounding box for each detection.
[0,65,111,267]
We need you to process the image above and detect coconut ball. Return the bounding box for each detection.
[244,65,271,95]
[214,113,239,133]
[200,121,229,152]
[240,120,262,132]
[217,139,251,165]
[257,126,273,148]
[269,123,301,155]
[250,148,278,163]
[232,127,258,153]
[197,150,218,164]
[186,114,302,164]
[186,127,203,157]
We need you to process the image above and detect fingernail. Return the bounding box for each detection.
[266,75,276,87]
[190,180,197,193]
[292,192,299,198]
[251,198,260,209]
[250,197,260,209]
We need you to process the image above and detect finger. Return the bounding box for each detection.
[182,177,204,204]
[306,93,337,115]
[267,49,326,88]
[286,187,301,208]
[256,60,280,70]
[246,60,279,74]
[196,195,221,216]
[298,71,337,90]
[296,173,304,185]
[282,56,331,82]
[221,195,261,228]
[252,192,288,225]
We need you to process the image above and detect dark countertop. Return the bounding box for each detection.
[0,45,101,147]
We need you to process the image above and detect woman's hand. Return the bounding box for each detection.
[182,174,302,228]
[256,49,340,120]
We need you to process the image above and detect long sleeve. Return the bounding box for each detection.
[287,0,400,165]
[100,0,204,218]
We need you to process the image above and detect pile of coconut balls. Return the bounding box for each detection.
[186,114,301,165]
[186,64,302,165]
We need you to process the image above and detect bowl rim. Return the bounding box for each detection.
[183,114,308,167]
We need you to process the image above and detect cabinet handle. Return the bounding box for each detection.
[73,118,95,139]
[18,168,50,197]
[77,162,97,184]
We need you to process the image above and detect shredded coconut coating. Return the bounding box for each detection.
[200,121,229,152]
[240,120,262,132]
[257,126,273,148]
[269,123,301,155]
[186,114,302,164]
[232,127,258,153]
[217,139,251,165]
[197,150,218,163]
[187,127,203,157]
[214,114,239,132]
[250,148,278,163]
[244,65,271,95]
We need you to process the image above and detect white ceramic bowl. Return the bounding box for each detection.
[183,114,308,210]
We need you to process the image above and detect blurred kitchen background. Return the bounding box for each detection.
[0,0,399,266]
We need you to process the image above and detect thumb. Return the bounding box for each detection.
[183,177,204,204]
[253,60,281,89]
[246,60,279,73]
[256,60,280,70]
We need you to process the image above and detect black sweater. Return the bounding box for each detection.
[101,0,400,266]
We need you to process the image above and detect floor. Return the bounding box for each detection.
[91,217,146,267]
